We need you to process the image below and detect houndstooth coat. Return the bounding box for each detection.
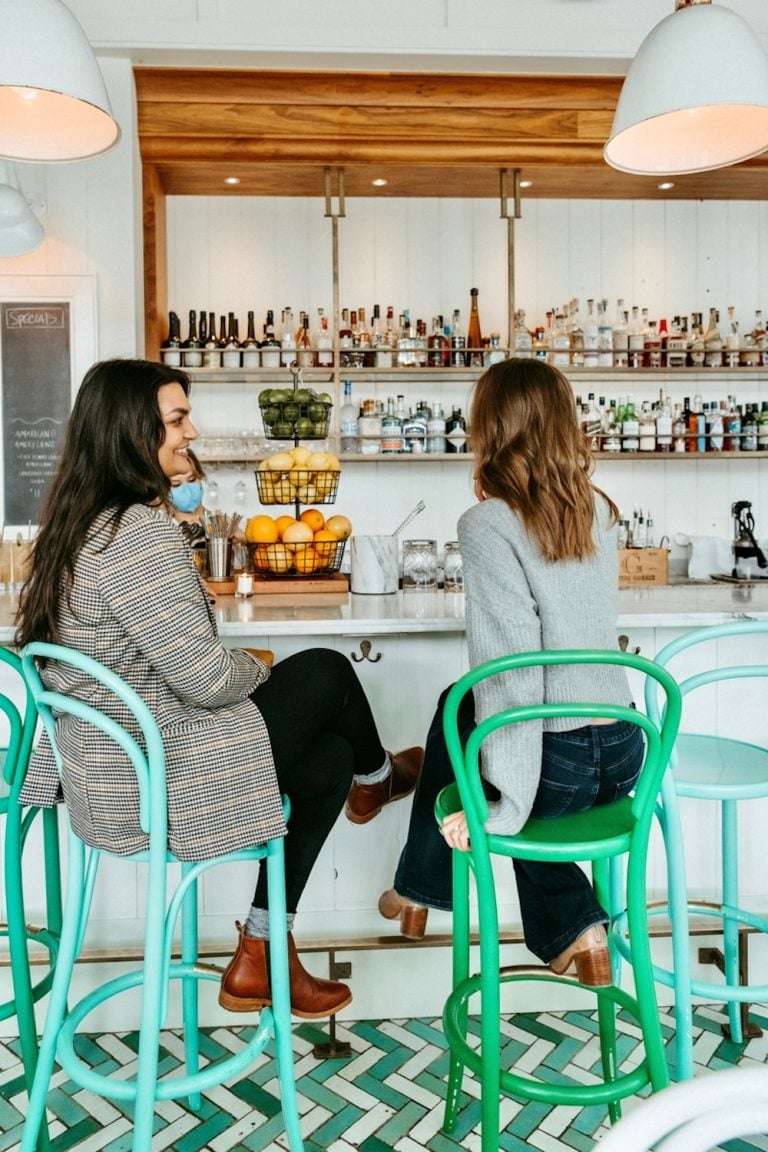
[19,504,287,861]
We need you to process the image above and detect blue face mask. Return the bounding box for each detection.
[170,480,204,513]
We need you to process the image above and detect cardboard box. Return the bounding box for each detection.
[618,548,669,588]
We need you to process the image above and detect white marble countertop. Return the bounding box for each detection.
[2,581,768,643]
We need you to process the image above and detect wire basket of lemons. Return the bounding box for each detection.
[255,447,341,505]
[245,508,352,578]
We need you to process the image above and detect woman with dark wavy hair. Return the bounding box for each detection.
[378,358,642,986]
[16,358,422,1019]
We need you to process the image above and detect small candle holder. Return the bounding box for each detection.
[235,573,254,598]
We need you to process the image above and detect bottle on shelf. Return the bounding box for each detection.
[370,304,383,352]
[338,307,353,367]
[638,402,656,451]
[644,319,661,369]
[723,306,740,369]
[381,396,404,454]
[202,311,220,368]
[415,318,428,367]
[583,298,599,368]
[622,400,639,452]
[627,306,645,369]
[694,393,707,452]
[707,400,725,452]
[532,324,548,361]
[688,313,705,367]
[357,306,373,367]
[681,395,695,452]
[704,307,723,367]
[445,406,468,453]
[260,309,281,368]
[672,403,687,452]
[742,403,759,451]
[655,389,673,452]
[665,316,687,368]
[759,400,768,451]
[612,299,628,368]
[597,299,613,368]
[339,379,359,453]
[379,305,397,367]
[569,298,584,368]
[296,313,314,367]
[221,312,241,369]
[182,309,203,368]
[403,401,429,453]
[397,311,416,368]
[512,309,533,358]
[467,288,483,367]
[241,310,261,368]
[601,400,621,452]
[428,315,449,366]
[450,308,466,367]
[357,398,381,455]
[217,314,229,362]
[161,310,182,367]
[314,307,333,367]
[280,306,296,367]
[550,310,570,367]
[426,403,447,453]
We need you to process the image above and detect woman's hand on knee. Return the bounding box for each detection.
[441,810,471,852]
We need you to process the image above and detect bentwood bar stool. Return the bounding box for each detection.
[436,649,682,1152]
[19,642,304,1152]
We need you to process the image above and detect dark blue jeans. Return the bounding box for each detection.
[393,684,644,963]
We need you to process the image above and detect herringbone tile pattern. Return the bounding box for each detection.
[1,1004,767,1151]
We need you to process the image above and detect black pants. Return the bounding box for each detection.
[249,647,385,912]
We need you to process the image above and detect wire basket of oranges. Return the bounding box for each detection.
[245,509,352,579]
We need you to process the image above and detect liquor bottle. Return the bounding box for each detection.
[338,307,353,367]
[339,379,359,453]
[260,309,281,368]
[202,311,220,368]
[655,388,673,452]
[758,400,768,451]
[450,309,466,367]
[241,310,261,368]
[688,313,705,367]
[569,298,584,368]
[707,400,725,452]
[380,396,404,454]
[161,310,182,366]
[597,299,613,368]
[723,305,740,368]
[754,308,766,367]
[198,309,208,352]
[467,288,483,367]
[512,309,533,357]
[398,311,415,368]
[644,319,661,369]
[612,299,629,368]
[357,306,373,367]
[379,305,397,367]
[296,313,314,367]
[532,324,548,360]
[402,404,428,454]
[445,406,468,453]
[665,316,686,368]
[725,395,742,451]
[221,312,241,368]
[181,309,203,368]
[550,310,570,367]
[428,315,448,366]
[426,403,447,453]
[357,398,381,455]
[622,400,639,452]
[704,307,723,367]
[370,304,383,349]
[583,298,599,368]
[638,402,656,451]
[314,307,333,367]
[742,403,758,451]
[217,314,229,361]
[627,306,645,369]
[280,306,296,367]
[672,404,687,452]
[414,318,428,367]
[682,395,695,452]
[694,393,707,452]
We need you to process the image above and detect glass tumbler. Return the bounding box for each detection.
[402,538,438,590]
[443,541,464,591]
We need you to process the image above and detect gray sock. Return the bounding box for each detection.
[243,906,296,939]
[352,751,391,787]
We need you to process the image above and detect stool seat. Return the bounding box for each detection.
[436,648,682,1151]
[674,732,768,796]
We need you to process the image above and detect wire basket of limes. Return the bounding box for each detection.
[259,386,332,440]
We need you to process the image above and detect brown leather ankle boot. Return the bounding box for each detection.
[345,746,425,824]
[219,922,353,1019]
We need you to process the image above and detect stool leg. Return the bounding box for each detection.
[180,867,202,1111]
[20,835,88,1152]
[628,830,670,1093]
[265,838,304,1152]
[132,849,170,1152]
[443,850,471,1134]
[660,782,695,1080]
[594,859,621,1124]
[721,799,742,1045]
[477,873,501,1152]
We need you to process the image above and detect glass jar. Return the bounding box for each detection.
[443,541,464,591]
[402,539,438,590]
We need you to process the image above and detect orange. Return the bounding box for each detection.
[275,515,297,539]
[325,514,353,540]
[251,544,272,571]
[299,508,325,533]
[245,514,278,544]
[293,544,319,573]
[267,542,292,573]
[313,527,338,564]
[282,521,314,550]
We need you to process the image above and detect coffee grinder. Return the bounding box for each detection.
[731,500,768,579]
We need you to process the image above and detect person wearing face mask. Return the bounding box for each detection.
[168,451,205,522]
[16,359,424,1019]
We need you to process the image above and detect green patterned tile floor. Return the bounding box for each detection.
[2,1004,767,1151]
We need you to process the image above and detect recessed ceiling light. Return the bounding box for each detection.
[224,176,240,186]
[519,179,533,189]
[371,177,388,187]
[657,181,675,191]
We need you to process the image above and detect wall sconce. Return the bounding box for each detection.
[0,0,120,162]
[0,163,45,256]
[604,0,768,176]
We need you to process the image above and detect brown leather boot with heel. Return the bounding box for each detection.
[345,747,425,824]
[549,924,612,986]
[219,921,352,1018]
[378,888,428,939]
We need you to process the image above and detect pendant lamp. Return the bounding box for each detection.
[604,0,768,176]
[0,163,44,257]
[0,0,120,163]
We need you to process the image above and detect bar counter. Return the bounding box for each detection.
[1,580,768,642]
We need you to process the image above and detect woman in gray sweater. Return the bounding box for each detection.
[378,358,643,986]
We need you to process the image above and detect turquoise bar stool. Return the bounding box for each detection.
[0,646,61,1148]
[19,642,304,1152]
[643,619,768,1081]
[435,649,682,1152]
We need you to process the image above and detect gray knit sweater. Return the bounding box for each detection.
[457,493,632,835]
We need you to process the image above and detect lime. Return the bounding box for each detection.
[262,404,280,424]
[294,388,312,404]
[317,392,333,404]
[308,402,328,421]
[282,402,300,421]
[258,388,274,405]
[295,417,315,437]
[272,420,294,438]
[269,389,290,404]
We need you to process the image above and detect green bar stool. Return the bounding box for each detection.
[19,642,304,1152]
[1,646,62,1150]
[641,619,768,1081]
[435,649,682,1152]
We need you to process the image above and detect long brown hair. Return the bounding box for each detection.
[15,358,191,647]
[470,358,617,562]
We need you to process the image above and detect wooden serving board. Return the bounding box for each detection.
[250,573,350,595]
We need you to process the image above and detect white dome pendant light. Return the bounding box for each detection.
[0,0,120,163]
[604,0,768,176]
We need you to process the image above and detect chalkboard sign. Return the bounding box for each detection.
[1,301,71,524]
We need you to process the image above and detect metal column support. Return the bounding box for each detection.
[499,168,522,351]
[324,167,346,371]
